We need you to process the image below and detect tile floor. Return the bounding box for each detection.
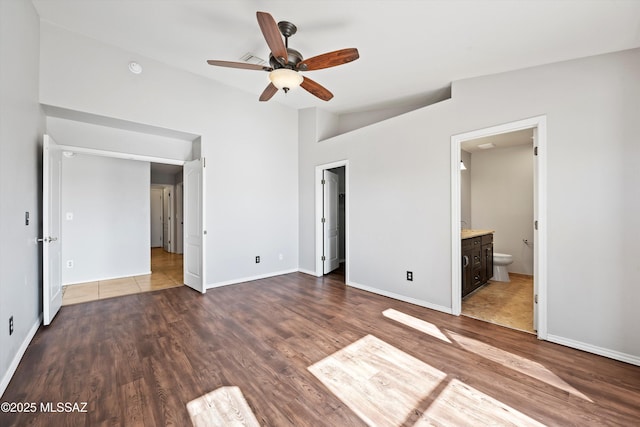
[462,273,534,333]
[62,248,183,305]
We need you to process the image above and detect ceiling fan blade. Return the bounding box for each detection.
[256,11,288,65]
[301,76,333,101]
[207,60,272,71]
[259,83,278,102]
[298,48,359,71]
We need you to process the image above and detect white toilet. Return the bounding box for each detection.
[492,253,513,282]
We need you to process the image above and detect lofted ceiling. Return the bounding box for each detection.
[32,0,640,114]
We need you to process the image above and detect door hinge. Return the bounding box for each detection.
[203,230,207,235]
[534,146,538,156]
[535,294,538,304]
[534,220,538,230]
[321,179,326,185]
[202,157,206,168]
[321,255,326,261]
[321,217,326,223]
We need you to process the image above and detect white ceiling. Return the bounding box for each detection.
[32,0,640,114]
[461,129,533,153]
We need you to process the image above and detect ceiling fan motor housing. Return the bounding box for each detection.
[269,48,303,70]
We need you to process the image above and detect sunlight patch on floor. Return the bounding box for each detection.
[418,378,545,426]
[309,334,446,426]
[382,308,452,343]
[187,386,259,427]
[447,330,593,402]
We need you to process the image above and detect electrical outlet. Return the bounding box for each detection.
[9,316,14,335]
[255,256,260,263]
[279,253,283,261]
[407,271,413,281]
[66,260,74,268]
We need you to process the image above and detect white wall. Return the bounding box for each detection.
[150,170,176,185]
[0,1,44,396]
[61,154,150,284]
[471,144,534,275]
[299,48,640,362]
[39,22,299,286]
[46,116,193,161]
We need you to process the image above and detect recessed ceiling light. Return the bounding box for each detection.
[478,142,495,149]
[128,61,142,74]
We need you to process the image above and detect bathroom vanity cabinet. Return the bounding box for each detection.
[461,230,494,297]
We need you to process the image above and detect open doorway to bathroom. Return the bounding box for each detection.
[451,116,547,340]
[460,129,535,333]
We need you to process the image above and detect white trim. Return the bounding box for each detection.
[1,315,42,398]
[451,115,548,340]
[348,281,452,315]
[57,144,185,166]
[206,269,299,289]
[297,268,317,276]
[547,334,640,367]
[315,160,349,282]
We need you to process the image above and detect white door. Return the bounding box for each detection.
[184,158,206,292]
[532,127,539,331]
[163,187,172,252]
[150,188,163,248]
[175,182,184,254]
[323,169,340,274]
[42,135,63,325]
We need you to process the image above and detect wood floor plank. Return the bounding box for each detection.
[1,271,639,426]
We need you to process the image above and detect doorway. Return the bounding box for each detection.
[315,161,349,282]
[450,116,547,340]
[460,129,534,333]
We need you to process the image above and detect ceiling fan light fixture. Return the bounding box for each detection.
[269,68,303,92]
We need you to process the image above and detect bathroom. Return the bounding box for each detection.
[460,129,535,332]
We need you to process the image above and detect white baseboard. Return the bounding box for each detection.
[1,315,42,398]
[546,334,640,367]
[206,268,299,289]
[348,281,453,315]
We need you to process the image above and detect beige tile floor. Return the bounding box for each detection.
[62,248,183,305]
[462,273,535,333]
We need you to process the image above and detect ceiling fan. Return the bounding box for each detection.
[207,11,360,102]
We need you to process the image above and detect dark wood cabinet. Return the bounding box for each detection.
[462,232,493,298]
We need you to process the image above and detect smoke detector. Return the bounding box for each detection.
[128,61,143,74]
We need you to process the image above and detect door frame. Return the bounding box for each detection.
[315,160,349,281]
[450,116,547,340]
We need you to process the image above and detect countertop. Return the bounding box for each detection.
[461,229,494,239]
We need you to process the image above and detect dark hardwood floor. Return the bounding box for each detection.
[1,271,639,426]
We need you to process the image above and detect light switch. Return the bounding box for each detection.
[66,212,73,220]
